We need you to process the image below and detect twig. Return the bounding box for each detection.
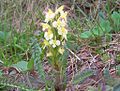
[66,47,83,63]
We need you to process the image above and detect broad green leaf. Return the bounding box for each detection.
[91,27,103,36]
[111,11,120,31]
[80,17,111,39]
[99,18,111,33]
[80,31,92,39]
[90,18,111,37]
[111,12,120,25]
[12,61,28,72]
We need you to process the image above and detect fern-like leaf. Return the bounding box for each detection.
[73,69,94,85]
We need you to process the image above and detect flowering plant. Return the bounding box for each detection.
[41,5,68,62]
[41,5,68,90]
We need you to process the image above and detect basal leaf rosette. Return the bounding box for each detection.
[41,5,68,56]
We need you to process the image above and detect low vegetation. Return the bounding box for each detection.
[0,0,120,91]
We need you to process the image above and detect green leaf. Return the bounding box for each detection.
[111,11,120,31]
[27,60,34,70]
[30,37,45,81]
[73,69,93,85]
[90,18,111,37]
[12,61,28,72]
[99,18,111,33]
[80,31,92,39]
[91,28,103,36]
[80,17,111,39]
[111,12,120,25]
[15,44,24,51]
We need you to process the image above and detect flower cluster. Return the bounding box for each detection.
[41,5,68,55]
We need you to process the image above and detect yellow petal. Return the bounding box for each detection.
[45,9,55,22]
[61,27,67,34]
[48,9,54,15]
[56,18,66,28]
[58,47,64,54]
[43,40,49,49]
[41,23,51,31]
[55,5,64,14]
[47,52,53,57]
[60,11,67,21]
[44,40,49,46]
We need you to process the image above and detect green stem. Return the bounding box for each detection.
[52,48,64,91]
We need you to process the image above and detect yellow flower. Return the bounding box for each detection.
[47,52,53,57]
[58,47,64,54]
[49,39,60,48]
[58,19,66,27]
[59,11,67,21]
[43,40,49,49]
[55,5,64,15]
[58,27,68,40]
[60,19,67,27]
[52,19,66,28]
[45,9,55,23]
[41,23,51,31]
[44,30,53,40]
[62,41,65,45]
